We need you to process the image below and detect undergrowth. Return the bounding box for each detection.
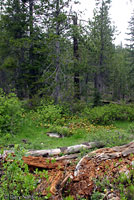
[84,104,134,125]
[0,90,134,150]
[1,91,134,199]
[92,160,134,200]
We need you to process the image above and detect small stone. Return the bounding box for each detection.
[46,132,63,138]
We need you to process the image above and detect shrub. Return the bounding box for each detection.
[0,89,24,134]
[0,146,37,199]
[31,102,65,125]
[92,163,134,200]
[84,104,134,125]
[47,125,73,137]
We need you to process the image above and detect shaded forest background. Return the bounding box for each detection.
[0,0,134,107]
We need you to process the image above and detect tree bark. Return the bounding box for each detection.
[0,141,104,159]
[73,14,80,100]
[26,141,104,156]
[53,0,61,103]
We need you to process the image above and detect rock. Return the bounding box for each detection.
[46,132,63,138]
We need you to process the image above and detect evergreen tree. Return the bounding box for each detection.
[0,0,46,97]
[88,0,115,104]
[111,46,129,100]
[38,0,77,102]
[0,0,29,95]
[126,10,134,96]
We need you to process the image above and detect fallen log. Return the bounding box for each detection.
[0,141,104,159]
[67,141,134,199]
[74,141,134,177]
[23,156,71,170]
[27,141,104,157]
[2,142,134,199]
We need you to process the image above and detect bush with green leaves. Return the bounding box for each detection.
[0,89,24,134]
[31,101,66,126]
[0,146,37,200]
[47,125,73,137]
[84,104,134,125]
[115,167,134,200]
[92,162,134,200]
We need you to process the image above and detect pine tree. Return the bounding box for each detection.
[126,10,134,96]
[0,0,29,94]
[0,0,45,97]
[38,0,77,102]
[111,46,129,100]
[88,0,115,105]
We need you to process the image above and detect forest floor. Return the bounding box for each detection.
[1,120,134,199]
[22,141,134,199]
[1,120,134,151]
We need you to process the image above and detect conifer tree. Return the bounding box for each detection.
[38,0,77,102]
[0,0,29,94]
[126,10,134,95]
[88,0,115,105]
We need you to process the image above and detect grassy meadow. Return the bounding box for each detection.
[1,90,134,151]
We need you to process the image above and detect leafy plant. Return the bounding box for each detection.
[29,101,67,127]
[0,89,24,134]
[47,125,73,137]
[92,162,134,200]
[128,124,134,134]
[84,104,134,125]
[91,191,104,200]
[0,146,38,199]
[37,103,63,123]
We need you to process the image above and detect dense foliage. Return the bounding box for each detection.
[0,89,23,134]
[85,104,134,124]
[0,0,133,104]
[0,147,37,199]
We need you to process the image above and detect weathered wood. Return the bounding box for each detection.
[23,156,69,170]
[0,141,104,159]
[74,141,134,177]
[26,141,104,157]
[50,171,64,195]
[66,142,134,199]
[2,141,134,199]
[55,154,78,161]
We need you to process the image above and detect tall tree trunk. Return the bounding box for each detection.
[73,14,80,100]
[28,0,35,98]
[53,0,60,103]
[94,1,105,105]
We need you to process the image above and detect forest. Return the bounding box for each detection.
[0,0,133,104]
[1,0,134,199]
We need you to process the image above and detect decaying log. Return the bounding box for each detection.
[55,154,78,161]
[67,141,134,199]
[2,142,134,199]
[49,171,64,195]
[0,141,104,159]
[27,141,104,157]
[23,156,70,170]
[34,142,134,199]
[74,141,134,177]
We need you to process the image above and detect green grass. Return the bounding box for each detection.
[1,118,134,150]
[113,121,134,129]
